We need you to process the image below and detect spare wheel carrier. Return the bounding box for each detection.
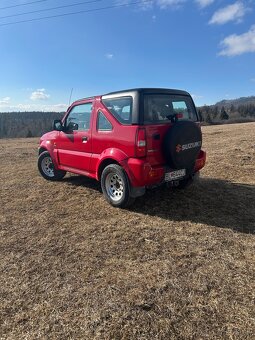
[163,120,202,171]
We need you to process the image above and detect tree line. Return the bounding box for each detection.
[198,103,255,125]
[1,103,255,138]
[0,111,63,138]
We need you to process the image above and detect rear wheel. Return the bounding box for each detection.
[101,164,134,208]
[38,151,66,181]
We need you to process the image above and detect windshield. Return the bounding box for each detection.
[143,94,198,124]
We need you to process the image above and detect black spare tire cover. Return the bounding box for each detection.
[163,120,202,170]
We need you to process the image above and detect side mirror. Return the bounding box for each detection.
[67,122,79,131]
[53,119,63,131]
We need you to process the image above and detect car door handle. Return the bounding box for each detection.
[82,136,88,143]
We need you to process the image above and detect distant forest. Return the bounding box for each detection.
[0,111,63,139]
[1,98,255,138]
[199,103,255,125]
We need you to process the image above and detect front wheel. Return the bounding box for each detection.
[38,151,66,181]
[101,164,135,208]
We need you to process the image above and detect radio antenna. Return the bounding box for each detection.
[68,88,73,105]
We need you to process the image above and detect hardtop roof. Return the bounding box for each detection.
[72,88,191,105]
[103,88,190,97]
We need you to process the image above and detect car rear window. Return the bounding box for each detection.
[143,94,198,124]
[102,96,132,125]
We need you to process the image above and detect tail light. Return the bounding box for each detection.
[136,128,147,157]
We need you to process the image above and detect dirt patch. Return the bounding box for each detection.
[0,123,255,339]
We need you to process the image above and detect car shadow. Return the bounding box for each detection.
[62,175,101,192]
[62,175,254,234]
[132,178,255,234]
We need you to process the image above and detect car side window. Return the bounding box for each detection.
[102,97,132,125]
[66,103,93,131]
[97,111,113,131]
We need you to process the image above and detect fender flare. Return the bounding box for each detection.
[39,141,60,169]
[96,148,129,180]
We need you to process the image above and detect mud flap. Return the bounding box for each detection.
[130,186,146,198]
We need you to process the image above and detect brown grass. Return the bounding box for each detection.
[0,123,255,339]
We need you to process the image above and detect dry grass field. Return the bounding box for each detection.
[0,123,254,339]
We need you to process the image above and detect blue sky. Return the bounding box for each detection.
[0,0,255,111]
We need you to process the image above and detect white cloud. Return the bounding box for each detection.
[22,87,33,92]
[50,104,68,110]
[105,53,114,59]
[251,77,255,82]
[156,0,186,9]
[116,0,153,10]
[18,103,67,111]
[195,0,214,8]
[0,103,68,112]
[0,97,11,105]
[209,2,248,25]
[219,25,255,56]
[116,0,186,10]
[30,88,50,101]
[138,0,153,10]
[44,103,68,111]
[116,0,133,4]
[191,94,204,100]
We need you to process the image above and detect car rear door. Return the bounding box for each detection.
[56,101,93,173]
[143,94,198,166]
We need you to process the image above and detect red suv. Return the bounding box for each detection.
[38,88,206,207]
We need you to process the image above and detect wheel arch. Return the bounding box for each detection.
[38,146,47,155]
[96,148,129,181]
[38,142,59,169]
[97,158,120,180]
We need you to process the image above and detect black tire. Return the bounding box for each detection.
[38,151,66,181]
[101,164,135,208]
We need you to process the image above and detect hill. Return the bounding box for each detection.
[215,96,255,107]
[198,95,255,125]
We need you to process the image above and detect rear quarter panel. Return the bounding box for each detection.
[144,123,171,166]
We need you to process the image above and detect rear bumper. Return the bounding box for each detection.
[121,150,206,187]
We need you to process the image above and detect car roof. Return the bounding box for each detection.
[103,88,190,96]
[72,88,190,105]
